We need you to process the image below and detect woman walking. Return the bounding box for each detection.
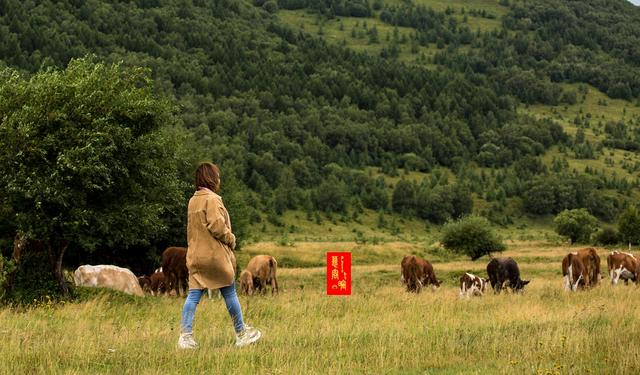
[178,162,261,349]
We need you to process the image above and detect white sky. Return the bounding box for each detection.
[629,0,640,5]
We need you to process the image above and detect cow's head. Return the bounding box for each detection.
[138,276,151,292]
[239,271,254,296]
[514,279,530,291]
[431,278,442,289]
[482,278,490,291]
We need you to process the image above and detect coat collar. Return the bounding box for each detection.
[193,189,222,199]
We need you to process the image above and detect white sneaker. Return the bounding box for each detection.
[235,325,262,347]
[177,332,198,349]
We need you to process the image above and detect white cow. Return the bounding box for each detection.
[74,265,144,296]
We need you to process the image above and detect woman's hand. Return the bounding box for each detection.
[229,233,236,251]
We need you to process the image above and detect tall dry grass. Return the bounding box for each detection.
[2,241,639,374]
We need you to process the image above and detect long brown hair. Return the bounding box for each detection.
[194,162,221,192]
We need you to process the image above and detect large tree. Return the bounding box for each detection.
[0,58,185,295]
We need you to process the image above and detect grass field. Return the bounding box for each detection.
[3,240,640,374]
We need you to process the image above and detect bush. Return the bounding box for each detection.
[618,206,640,246]
[593,227,620,246]
[441,216,506,260]
[263,1,278,13]
[554,208,598,244]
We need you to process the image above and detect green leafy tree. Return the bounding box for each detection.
[0,59,184,295]
[391,179,415,215]
[441,216,506,260]
[618,206,640,246]
[553,209,598,244]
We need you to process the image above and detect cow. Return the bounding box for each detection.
[160,247,188,297]
[138,275,152,293]
[148,268,167,296]
[240,255,279,295]
[400,255,441,293]
[562,252,586,292]
[607,251,639,285]
[459,272,489,297]
[571,248,601,287]
[74,265,144,296]
[486,257,529,293]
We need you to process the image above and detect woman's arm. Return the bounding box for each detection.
[205,197,236,249]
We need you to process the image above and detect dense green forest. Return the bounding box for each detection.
[1,0,640,277]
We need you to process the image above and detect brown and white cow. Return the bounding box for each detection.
[459,272,489,297]
[74,265,144,296]
[607,251,639,285]
[562,252,586,292]
[160,247,188,297]
[400,255,441,293]
[240,255,278,295]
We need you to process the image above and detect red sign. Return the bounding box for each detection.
[326,252,351,295]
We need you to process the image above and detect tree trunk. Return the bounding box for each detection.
[4,233,26,294]
[47,239,70,295]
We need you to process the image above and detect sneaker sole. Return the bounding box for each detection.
[235,330,262,347]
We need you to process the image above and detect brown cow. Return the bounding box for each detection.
[607,251,639,285]
[574,248,601,287]
[148,268,167,296]
[240,255,278,295]
[562,252,587,292]
[400,255,441,293]
[138,275,152,293]
[459,272,489,297]
[160,247,188,297]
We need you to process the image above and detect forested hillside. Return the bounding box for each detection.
[2,0,640,265]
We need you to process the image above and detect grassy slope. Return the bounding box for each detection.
[3,241,639,374]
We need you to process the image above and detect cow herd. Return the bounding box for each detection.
[400,255,529,297]
[73,246,279,298]
[73,246,640,298]
[401,247,640,298]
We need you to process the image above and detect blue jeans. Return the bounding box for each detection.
[180,283,245,334]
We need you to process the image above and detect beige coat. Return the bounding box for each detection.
[186,190,236,290]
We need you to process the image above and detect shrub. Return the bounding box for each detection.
[441,216,506,260]
[554,208,598,244]
[593,227,620,246]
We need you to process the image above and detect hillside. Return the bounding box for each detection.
[1,0,640,261]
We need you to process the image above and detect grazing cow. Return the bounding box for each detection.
[138,275,152,293]
[607,251,639,285]
[161,247,188,297]
[459,272,489,297]
[239,270,256,296]
[74,265,144,296]
[562,252,586,292]
[400,255,441,293]
[486,258,529,293]
[148,269,167,296]
[571,248,601,287]
[240,255,279,295]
